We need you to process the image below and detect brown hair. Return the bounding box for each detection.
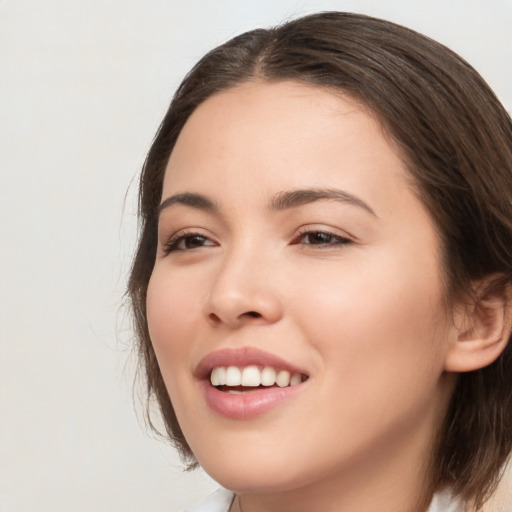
[128,11,512,509]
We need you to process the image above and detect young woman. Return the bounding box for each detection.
[128,12,512,512]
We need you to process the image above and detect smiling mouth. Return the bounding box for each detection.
[210,365,308,393]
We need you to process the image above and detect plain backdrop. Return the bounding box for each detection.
[1,1,511,511]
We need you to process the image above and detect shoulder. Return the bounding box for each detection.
[177,488,235,512]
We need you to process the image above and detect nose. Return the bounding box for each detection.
[203,249,283,329]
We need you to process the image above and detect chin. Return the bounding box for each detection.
[200,459,313,494]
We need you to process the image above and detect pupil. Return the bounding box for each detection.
[311,232,330,244]
[186,235,204,248]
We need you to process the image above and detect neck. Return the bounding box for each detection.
[235,476,432,512]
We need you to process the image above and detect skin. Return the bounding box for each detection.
[146,81,462,512]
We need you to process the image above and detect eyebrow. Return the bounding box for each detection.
[269,188,377,217]
[158,187,376,218]
[158,192,217,215]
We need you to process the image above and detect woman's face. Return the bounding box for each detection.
[147,81,458,496]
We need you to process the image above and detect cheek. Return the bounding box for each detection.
[291,252,449,390]
[146,269,204,424]
[289,266,451,458]
[146,269,201,373]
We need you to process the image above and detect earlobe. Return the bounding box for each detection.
[444,279,512,373]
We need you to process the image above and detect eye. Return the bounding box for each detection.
[163,232,217,253]
[292,230,351,247]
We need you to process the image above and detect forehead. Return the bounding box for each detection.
[169,80,377,162]
[163,81,418,217]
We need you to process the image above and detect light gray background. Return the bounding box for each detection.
[1,1,511,511]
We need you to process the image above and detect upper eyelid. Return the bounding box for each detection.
[160,225,213,241]
[294,224,356,241]
[298,230,350,238]
[160,228,218,253]
[169,231,214,242]
[293,231,352,245]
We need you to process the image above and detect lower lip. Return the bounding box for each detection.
[202,381,305,419]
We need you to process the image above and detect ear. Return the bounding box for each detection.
[444,277,512,372]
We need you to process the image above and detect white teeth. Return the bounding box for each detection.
[276,370,291,387]
[225,366,242,386]
[241,366,261,386]
[290,373,302,386]
[261,366,276,386]
[210,367,226,386]
[210,365,304,389]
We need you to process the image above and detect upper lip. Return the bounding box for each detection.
[194,347,308,380]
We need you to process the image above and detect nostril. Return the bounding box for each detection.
[206,310,264,326]
[208,313,221,323]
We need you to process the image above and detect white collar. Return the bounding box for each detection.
[183,487,465,512]
[427,489,466,512]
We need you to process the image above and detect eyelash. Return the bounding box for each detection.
[291,229,352,248]
[162,228,351,254]
[163,231,216,254]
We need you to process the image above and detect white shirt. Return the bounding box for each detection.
[179,488,234,512]
[178,487,466,512]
